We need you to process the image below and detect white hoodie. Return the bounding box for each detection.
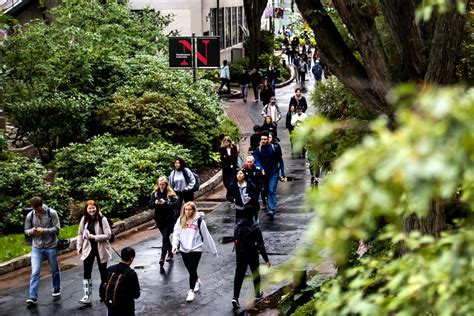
[172,212,218,255]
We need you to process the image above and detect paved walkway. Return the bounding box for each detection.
[0,73,327,316]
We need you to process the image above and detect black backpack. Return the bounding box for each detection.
[182,168,200,193]
[100,268,131,308]
[234,222,257,254]
[99,216,116,243]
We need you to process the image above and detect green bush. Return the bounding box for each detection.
[0,131,8,160]
[98,57,232,165]
[0,154,70,233]
[8,93,96,162]
[229,57,250,81]
[54,134,191,216]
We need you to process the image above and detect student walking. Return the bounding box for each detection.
[260,79,275,108]
[232,207,271,309]
[226,169,260,222]
[148,176,178,266]
[218,60,230,94]
[169,158,196,215]
[24,196,61,306]
[76,200,112,305]
[172,202,218,302]
[101,247,140,316]
[253,131,286,221]
[250,68,262,103]
[238,68,251,103]
[220,136,239,190]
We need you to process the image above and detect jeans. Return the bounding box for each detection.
[264,172,279,215]
[29,247,61,299]
[240,84,248,101]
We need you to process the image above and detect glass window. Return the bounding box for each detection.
[210,8,217,36]
[232,7,238,46]
[238,6,243,43]
[219,8,224,49]
[225,7,232,48]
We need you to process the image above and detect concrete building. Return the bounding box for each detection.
[129,0,246,63]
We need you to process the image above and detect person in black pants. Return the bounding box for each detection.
[232,206,271,309]
[148,176,178,266]
[226,169,260,222]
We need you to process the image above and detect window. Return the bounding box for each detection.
[219,8,224,49]
[225,7,232,48]
[238,6,243,43]
[231,7,238,46]
[210,8,217,37]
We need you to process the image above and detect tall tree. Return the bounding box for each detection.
[294,0,469,127]
[294,0,469,242]
[243,0,267,68]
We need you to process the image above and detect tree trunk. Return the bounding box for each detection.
[294,0,395,124]
[243,0,267,69]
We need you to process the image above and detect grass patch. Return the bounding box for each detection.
[0,224,79,263]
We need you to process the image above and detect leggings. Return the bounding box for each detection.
[83,244,107,283]
[158,221,174,257]
[181,251,202,290]
[233,253,261,299]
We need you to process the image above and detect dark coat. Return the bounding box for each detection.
[260,87,275,106]
[148,190,177,223]
[289,96,308,113]
[220,145,239,170]
[226,180,259,210]
[105,262,140,315]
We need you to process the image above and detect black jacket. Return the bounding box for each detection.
[220,146,239,170]
[286,111,295,131]
[226,180,259,210]
[242,164,263,192]
[106,262,140,315]
[148,190,177,223]
[289,96,308,113]
[234,219,269,262]
[238,72,251,85]
[260,87,275,106]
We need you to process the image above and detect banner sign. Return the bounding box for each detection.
[169,36,220,69]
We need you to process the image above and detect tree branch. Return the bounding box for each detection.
[295,0,395,122]
[380,0,427,81]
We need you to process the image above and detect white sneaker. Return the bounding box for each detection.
[194,279,201,292]
[186,289,195,302]
[79,295,92,304]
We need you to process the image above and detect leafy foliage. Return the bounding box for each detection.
[0,154,70,233]
[290,86,474,315]
[54,134,191,215]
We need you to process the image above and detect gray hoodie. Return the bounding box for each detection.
[24,206,60,249]
[172,212,218,255]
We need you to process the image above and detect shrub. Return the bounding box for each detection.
[54,134,191,216]
[0,154,70,233]
[8,93,96,162]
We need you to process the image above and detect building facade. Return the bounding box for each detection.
[129,0,246,63]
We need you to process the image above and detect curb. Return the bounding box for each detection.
[0,170,223,276]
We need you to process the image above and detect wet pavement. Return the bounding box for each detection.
[0,73,318,316]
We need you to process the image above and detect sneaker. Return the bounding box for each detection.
[186,289,195,302]
[52,289,61,297]
[148,224,157,230]
[232,298,240,309]
[267,212,274,221]
[26,298,37,305]
[194,279,201,292]
[79,295,91,304]
[256,291,264,299]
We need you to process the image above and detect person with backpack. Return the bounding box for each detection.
[226,168,260,222]
[253,131,286,221]
[172,202,218,302]
[220,136,240,190]
[76,200,112,305]
[169,158,197,216]
[24,196,61,306]
[312,59,323,84]
[231,206,271,309]
[101,247,140,316]
[148,176,178,266]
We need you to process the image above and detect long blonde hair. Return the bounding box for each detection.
[220,135,235,148]
[152,176,177,199]
[180,201,197,229]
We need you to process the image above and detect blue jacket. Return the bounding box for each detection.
[253,144,285,177]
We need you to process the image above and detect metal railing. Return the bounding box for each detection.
[0,0,23,13]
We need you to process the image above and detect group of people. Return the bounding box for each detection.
[24,196,139,316]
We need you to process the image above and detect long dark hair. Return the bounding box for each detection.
[173,158,187,171]
[83,200,101,222]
